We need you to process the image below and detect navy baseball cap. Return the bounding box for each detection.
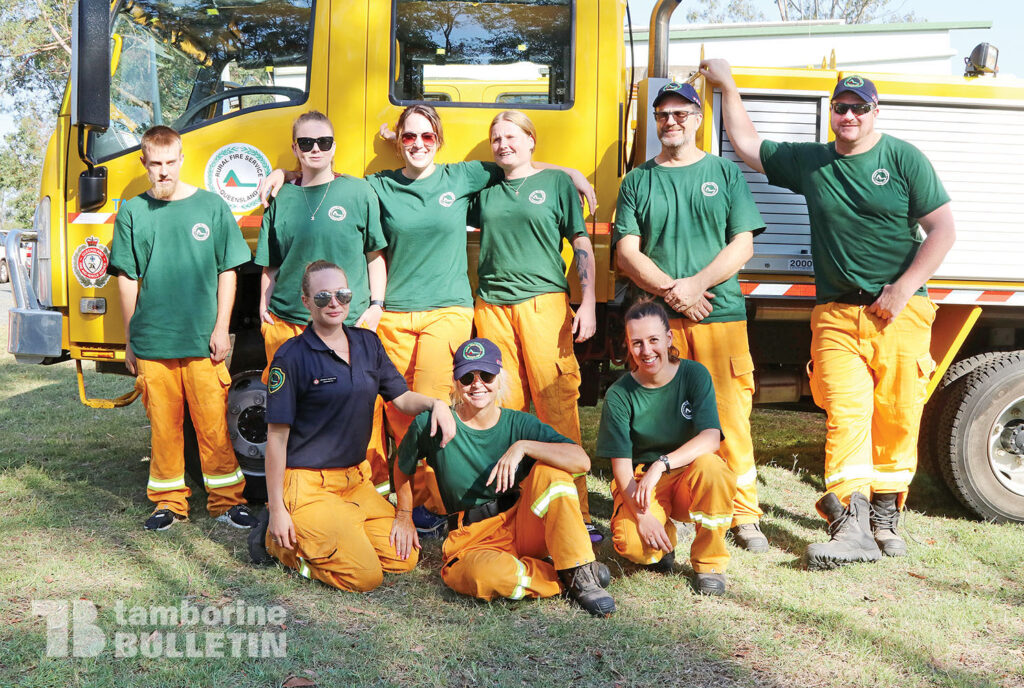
[453,338,503,378]
[833,75,879,105]
[652,81,702,109]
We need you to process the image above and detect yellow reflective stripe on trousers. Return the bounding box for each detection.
[375,482,391,496]
[147,475,187,492]
[735,466,757,488]
[689,511,733,529]
[297,557,311,579]
[824,465,875,488]
[530,482,578,518]
[508,558,531,600]
[873,468,914,484]
[203,467,244,488]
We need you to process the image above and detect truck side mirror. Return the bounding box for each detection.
[71,0,111,131]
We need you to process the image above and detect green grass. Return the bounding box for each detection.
[2,318,1023,687]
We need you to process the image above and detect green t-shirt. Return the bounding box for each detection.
[474,169,587,305]
[108,189,251,360]
[367,162,503,312]
[596,360,722,466]
[759,134,950,304]
[397,408,574,514]
[254,176,386,326]
[613,155,765,323]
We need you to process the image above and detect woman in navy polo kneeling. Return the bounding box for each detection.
[249,260,455,592]
[392,338,615,616]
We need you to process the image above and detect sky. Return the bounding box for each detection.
[1,0,1020,137]
[628,0,1024,76]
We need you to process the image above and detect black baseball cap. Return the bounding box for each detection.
[452,338,503,379]
[652,81,702,109]
[832,75,879,105]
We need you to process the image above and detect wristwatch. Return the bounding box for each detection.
[370,299,385,308]
[657,454,672,472]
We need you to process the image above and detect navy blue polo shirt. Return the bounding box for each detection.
[266,326,408,469]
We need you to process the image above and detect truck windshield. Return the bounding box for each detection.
[93,0,314,161]
[391,0,573,107]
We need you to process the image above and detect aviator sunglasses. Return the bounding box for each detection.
[653,109,700,123]
[295,136,335,152]
[457,370,497,386]
[401,131,438,146]
[311,288,352,308]
[830,102,876,116]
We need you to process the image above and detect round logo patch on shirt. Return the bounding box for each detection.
[681,400,693,420]
[462,342,485,360]
[528,190,546,205]
[191,223,211,241]
[439,191,456,208]
[328,205,347,222]
[871,168,891,186]
[268,367,285,394]
[701,182,719,197]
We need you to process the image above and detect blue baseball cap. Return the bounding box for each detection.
[833,75,879,105]
[452,338,503,379]
[653,81,702,109]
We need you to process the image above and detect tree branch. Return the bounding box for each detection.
[35,0,71,56]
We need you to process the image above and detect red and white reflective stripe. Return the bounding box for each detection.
[740,281,1024,306]
[67,212,262,227]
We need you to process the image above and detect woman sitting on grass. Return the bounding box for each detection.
[392,337,615,616]
[597,299,737,595]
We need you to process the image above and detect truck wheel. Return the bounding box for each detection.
[939,352,1024,522]
[918,352,1011,471]
[182,370,268,503]
[0,259,8,284]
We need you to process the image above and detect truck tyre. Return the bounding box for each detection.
[938,352,1024,523]
[0,259,8,284]
[918,352,1012,471]
[182,369,269,503]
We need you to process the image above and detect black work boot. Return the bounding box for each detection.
[693,572,727,596]
[644,549,676,574]
[870,493,907,557]
[558,562,616,617]
[247,509,275,566]
[729,522,769,553]
[805,492,882,570]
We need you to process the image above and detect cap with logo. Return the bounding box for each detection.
[452,337,503,378]
[652,81,702,109]
[832,75,878,105]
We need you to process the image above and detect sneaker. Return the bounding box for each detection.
[144,509,184,531]
[247,509,275,566]
[412,505,448,539]
[558,562,616,617]
[586,523,605,544]
[729,522,769,553]
[694,572,727,596]
[806,492,882,570]
[645,549,675,574]
[870,493,908,557]
[216,504,258,529]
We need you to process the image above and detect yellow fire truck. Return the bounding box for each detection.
[7,0,1024,522]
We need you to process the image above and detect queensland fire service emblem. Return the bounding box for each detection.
[72,236,110,288]
[204,143,271,212]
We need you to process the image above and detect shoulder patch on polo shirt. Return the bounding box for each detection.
[268,367,285,393]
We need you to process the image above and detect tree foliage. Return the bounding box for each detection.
[773,0,915,23]
[687,0,767,24]
[0,0,72,115]
[0,114,49,228]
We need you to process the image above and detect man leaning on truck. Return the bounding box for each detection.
[614,81,769,553]
[108,125,258,532]
[700,61,956,569]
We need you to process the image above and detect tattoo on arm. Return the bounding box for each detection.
[574,248,590,286]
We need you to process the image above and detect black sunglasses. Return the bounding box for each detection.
[457,370,497,386]
[830,102,875,116]
[311,288,352,308]
[653,109,700,123]
[295,136,335,152]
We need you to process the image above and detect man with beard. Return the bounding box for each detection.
[614,82,769,553]
[109,125,257,532]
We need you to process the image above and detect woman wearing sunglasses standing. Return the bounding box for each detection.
[249,260,455,591]
[255,110,391,488]
[392,338,614,616]
[471,110,599,536]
